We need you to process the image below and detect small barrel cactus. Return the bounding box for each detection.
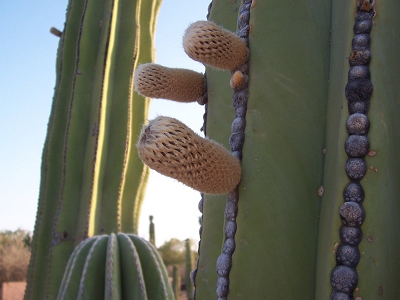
[57,233,174,300]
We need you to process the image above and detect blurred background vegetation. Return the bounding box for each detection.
[0,229,196,297]
[0,229,31,285]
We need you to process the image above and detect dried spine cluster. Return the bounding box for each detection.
[136,116,241,195]
[330,1,375,298]
[183,20,249,70]
[134,63,206,103]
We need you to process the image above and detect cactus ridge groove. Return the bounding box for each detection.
[44,0,93,297]
[330,0,375,297]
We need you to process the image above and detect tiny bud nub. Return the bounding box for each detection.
[50,27,62,37]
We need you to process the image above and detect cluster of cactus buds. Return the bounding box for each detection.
[134,20,249,195]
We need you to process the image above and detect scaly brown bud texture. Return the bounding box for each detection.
[183,21,248,70]
[134,63,205,103]
[137,116,241,194]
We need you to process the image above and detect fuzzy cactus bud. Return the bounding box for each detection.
[183,21,248,70]
[136,116,241,194]
[134,63,205,103]
[230,70,248,90]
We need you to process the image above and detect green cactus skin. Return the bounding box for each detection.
[185,239,194,300]
[119,0,162,234]
[193,0,400,299]
[56,233,174,300]
[25,0,160,299]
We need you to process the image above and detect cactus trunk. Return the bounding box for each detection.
[191,0,400,299]
[25,0,161,299]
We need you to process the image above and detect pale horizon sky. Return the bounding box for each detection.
[0,0,212,248]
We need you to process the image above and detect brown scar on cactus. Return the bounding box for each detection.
[183,21,249,70]
[136,116,241,194]
[134,63,206,103]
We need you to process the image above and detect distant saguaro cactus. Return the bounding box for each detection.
[172,264,180,300]
[149,215,156,246]
[185,239,194,300]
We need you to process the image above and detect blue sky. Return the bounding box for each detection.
[0,0,211,247]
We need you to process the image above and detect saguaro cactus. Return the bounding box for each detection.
[25,0,162,299]
[134,0,400,299]
[193,0,400,299]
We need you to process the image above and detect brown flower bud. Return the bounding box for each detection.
[50,27,62,37]
[134,63,205,103]
[183,21,248,70]
[137,116,241,194]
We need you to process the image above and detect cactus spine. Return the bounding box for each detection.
[25,0,162,299]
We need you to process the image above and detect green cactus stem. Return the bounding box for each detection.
[25,0,161,299]
[57,233,174,300]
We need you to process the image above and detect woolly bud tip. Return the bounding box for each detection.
[183,21,248,70]
[134,63,206,103]
[50,27,62,37]
[137,116,241,194]
[230,70,248,90]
